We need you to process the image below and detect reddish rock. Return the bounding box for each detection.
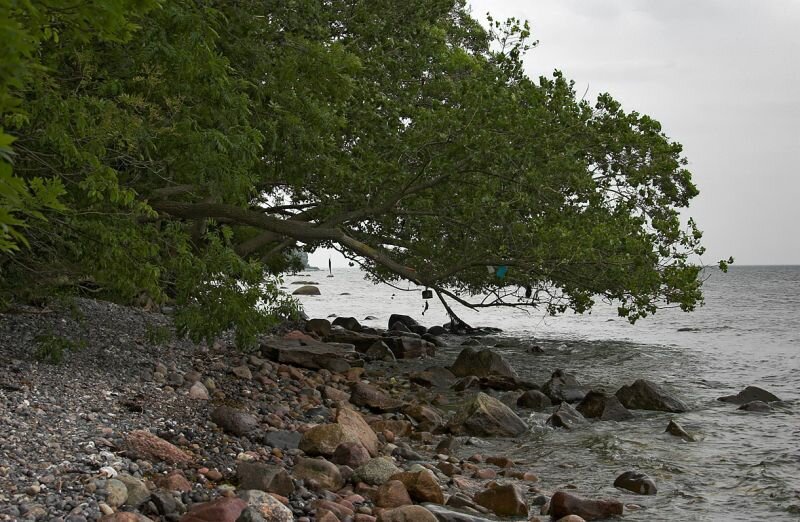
[316,509,339,522]
[377,505,437,522]
[292,457,344,491]
[155,471,192,492]
[474,468,496,480]
[402,404,444,431]
[335,407,380,457]
[350,382,405,412]
[375,480,413,508]
[474,482,528,517]
[486,456,514,468]
[389,470,444,504]
[314,499,354,519]
[550,491,623,521]
[236,462,295,496]
[322,385,350,403]
[99,514,151,522]
[370,420,412,437]
[125,430,192,464]
[180,497,247,522]
[332,441,371,468]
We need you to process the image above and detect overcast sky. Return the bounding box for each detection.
[468,0,800,265]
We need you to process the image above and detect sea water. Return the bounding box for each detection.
[290,265,800,521]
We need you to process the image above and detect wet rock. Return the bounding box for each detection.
[332,441,371,468]
[436,437,461,455]
[292,285,321,295]
[333,316,363,332]
[376,480,413,508]
[180,497,247,522]
[292,457,344,491]
[576,391,633,421]
[236,489,295,522]
[738,400,772,412]
[614,470,657,495]
[422,333,447,347]
[409,367,457,388]
[665,419,695,441]
[352,457,403,486]
[390,470,444,504]
[211,406,259,436]
[450,348,518,379]
[448,393,527,437]
[264,430,302,450]
[541,370,589,404]
[350,382,405,412]
[549,491,623,521]
[473,482,528,517]
[378,505,437,522]
[428,326,447,336]
[452,376,480,392]
[365,341,396,362]
[125,430,192,464]
[615,379,688,412]
[517,390,552,411]
[307,318,332,337]
[384,337,436,359]
[237,462,295,496]
[546,402,588,430]
[718,386,781,404]
[388,314,420,331]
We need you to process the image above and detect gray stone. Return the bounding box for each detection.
[117,474,149,507]
[105,479,128,508]
[237,462,295,496]
[516,390,552,411]
[546,402,588,430]
[447,392,527,437]
[614,470,657,495]
[615,379,688,412]
[718,386,781,404]
[353,457,403,486]
[450,347,518,379]
[541,369,589,404]
[211,406,259,436]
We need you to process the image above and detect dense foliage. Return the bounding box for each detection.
[0,0,721,344]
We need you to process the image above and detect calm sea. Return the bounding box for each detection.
[290,265,800,521]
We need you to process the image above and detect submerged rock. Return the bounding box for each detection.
[541,370,589,404]
[576,391,633,421]
[422,503,494,522]
[448,392,528,437]
[718,386,781,404]
[292,285,321,295]
[549,491,623,521]
[665,419,695,441]
[449,347,519,379]
[613,470,657,495]
[738,400,772,412]
[546,402,588,430]
[615,379,688,412]
[473,482,528,517]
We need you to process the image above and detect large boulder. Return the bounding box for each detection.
[576,391,633,421]
[447,392,527,437]
[517,390,552,411]
[261,338,354,373]
[549,491,623,521]
[352,457,403,486]
[299,407,379,457]
[718,386,781,404]
[613,470,657,495]
[306,318,331,337]
[409,367,457,388]
[236,462,294,496]
[384,337,436,359]
[546,402,588,430]
[292,457,344,491]
[402,403,445,431]
[331,441,371,468]
[237,490,293,522]
[292,285,321,295]
[615,379,688,412]
[332,316,362,332]
[124,430,192,465]
[378,505,438,522]
[389,470,444,504]
[665,419,695,441]
[473,482,528,517]
[541,370,589,404]
[180,497,247,522]
[450,347,518,379]
[388,314,420,331]
[375,480,413,508]
[365,341,396,362]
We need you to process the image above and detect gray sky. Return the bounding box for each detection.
[468,0,800,265]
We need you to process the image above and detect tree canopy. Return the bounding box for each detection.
[0,0,723,346]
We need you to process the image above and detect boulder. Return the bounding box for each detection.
[332,441,371,468]
[546,402,587,430]
[452,376,480,392]
[402,403,444,431]
[180,497,247,522]
[352,457,403,486]
[306,318,332,337]
[384,337,436,359]
[264,430,302,449]
[237,490,293,522]
[576,391,633,421]
[124,430,192,464]
[738,400,772,412]
[350,382,405,412]
[375,480,413,508]
[378,505,437,522]
[370,420,412,438]
[473,482,528,517]
[365,341,396,362]
[390,470,445,504]
[541,370,589,404]
[188,381,210,400]
[391,321,412,333]
[292,285,321,295]
[665,419,695,441]
[615,379,688,412]
[450,347,518,379]
[336,407,380,456]
[326,330,383,351]
[549,491,623,521]
[422,333,447,347]
[211,406,259,436]
[422,504,494,522]
[428,326,447,336]
[236,462,294,496]
[300,407,379,458]
[261,338,354,373]
[447,392,527,437]
[409,367,457,388]
[516,390,552,411]
[388,314,420,331]
[718,386,781,404]
[333,316,363,332]
[292,457,344,491]
[105,478,128,508]
[613,470,657,495]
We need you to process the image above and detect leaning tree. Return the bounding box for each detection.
[0,0,724,346]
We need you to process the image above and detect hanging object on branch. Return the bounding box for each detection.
[422,288,433,299]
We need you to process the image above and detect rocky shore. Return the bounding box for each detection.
[0,298,782,522]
